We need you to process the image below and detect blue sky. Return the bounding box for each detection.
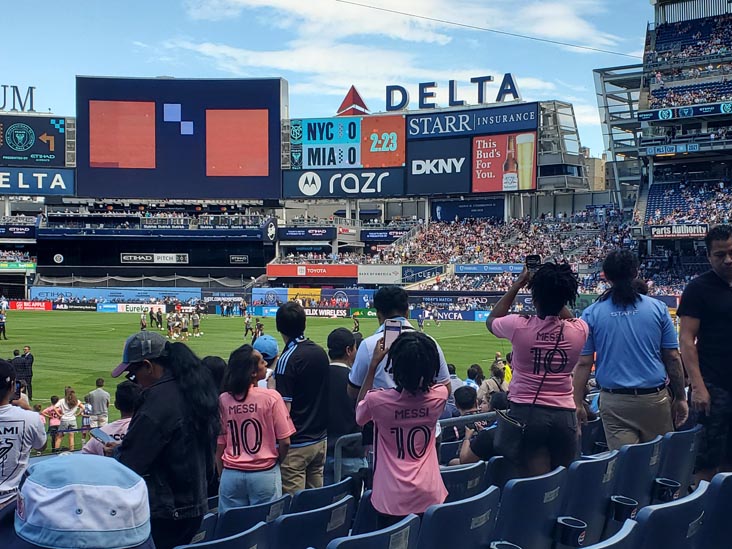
[2,0,652,157]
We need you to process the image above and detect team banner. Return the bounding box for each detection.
[0,115,66,167]
[407,103,539,140]
[0,167,74,196]
[649,224,707,239]
[266,264,358,278]
[252,287,289,305]
[358,265,402,285]
[283,168,404,199]
[320,288,360,308]
[455,264,524,274]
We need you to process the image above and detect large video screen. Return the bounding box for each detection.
[0,115,66,167]
[76,77,285,199]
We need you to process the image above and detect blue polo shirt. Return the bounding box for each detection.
[580,295,678,390]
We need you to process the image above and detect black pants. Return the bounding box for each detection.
[508,403,578,470]
[376,512,422,530]
[150,516,203,549]
[0,325,6,339]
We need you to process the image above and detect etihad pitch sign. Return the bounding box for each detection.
[386,74,521,111]
[406,138,471,196]
[266,264,358,278]
[407,102,538,140]
[650,224,708,239]
[283,168,404,199]
[120,253,190,264]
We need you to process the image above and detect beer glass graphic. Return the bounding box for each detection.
[516,133,536,191]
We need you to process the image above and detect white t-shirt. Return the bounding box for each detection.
[56,399,82,422]
[0,404,47,506]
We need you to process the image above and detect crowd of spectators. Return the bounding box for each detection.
[0,250,32,263]
[647,180,732,225]
[648,13,732,64]
[649,80,732,108]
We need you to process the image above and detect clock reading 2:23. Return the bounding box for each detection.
[361,115,406,168]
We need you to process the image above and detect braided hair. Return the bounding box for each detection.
[528,262,579,316]
[387,331,440,395]
[599,250,640,308]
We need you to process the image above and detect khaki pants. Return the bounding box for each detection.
[280,439,327,495]
[90,415,108,428]
[599,389,674,451]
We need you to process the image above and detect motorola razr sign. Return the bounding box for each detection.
[282,168,405,199]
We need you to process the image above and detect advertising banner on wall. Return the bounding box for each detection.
[472,132,537,192]
[431,197,504,221]
[360,229,408,242]
[649,224,708,239]
[10,300,52,311]
[303,308,349,318]
[52,303,98,311]
[0,225,36,239]
[358,265,402,284]
[406,138,471,196]
[455,264,524,274]
[406,102,539,140]
[0,167,75,196]
[277,227,336,241]
[266,264,358,278]
[401,265,445,284]
[283,168,405,199]
[117,303,166,314]
[0,115,66,167]
[30,286,201,302]
[287,288,322,302]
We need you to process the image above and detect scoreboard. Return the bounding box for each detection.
[290,115,405,170]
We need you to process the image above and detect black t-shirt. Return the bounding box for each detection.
[327,362,362,458]
[678,270,732,389]
[275,337,330,446]
[469,426,498,461]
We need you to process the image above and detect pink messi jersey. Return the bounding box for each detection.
[492,315,588,409]
[356,384,448,516]
[218,387,296,471]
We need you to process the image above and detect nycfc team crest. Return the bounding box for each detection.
[5,123,35,152]
[298,172,322,196]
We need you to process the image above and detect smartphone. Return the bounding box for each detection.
[526,254,542,274]
[13,380,21,401]
[90,428,114,445]
[383,319,402,349]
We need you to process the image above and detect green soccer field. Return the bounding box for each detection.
[8,311,508,450]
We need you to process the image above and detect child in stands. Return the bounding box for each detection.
[356,331,448,529]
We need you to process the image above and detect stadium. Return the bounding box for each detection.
[1,0,732,547]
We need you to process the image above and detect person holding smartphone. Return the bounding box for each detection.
[0,360,47,511]
[82,381,141,456]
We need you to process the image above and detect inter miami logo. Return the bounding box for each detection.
[5,123,35,152]
[298,172,322,196]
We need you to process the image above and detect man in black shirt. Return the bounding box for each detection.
[679,224,732,481]
[324,328,366,485]
[275,302,330,494]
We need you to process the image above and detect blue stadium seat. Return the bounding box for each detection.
[701,472,732,549]
[214,493,291,539]
[326,514,420,549]
[581,417,607,455]
[206,495,219,514]
[583,520,637,549]
[271,496,355,549]
[439,440,462,465]
[175,521,270,549]
[613,436,663,509]
[351,490,378,535]
[290,476,353,513]
[496,467,568,549]
[440,461,486,503]
[189,513,218,544]
[633,481,710,549]
[562,450,620,545]
[417,485,500,549]
[485,456,520,491]
[658,425,703,497]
